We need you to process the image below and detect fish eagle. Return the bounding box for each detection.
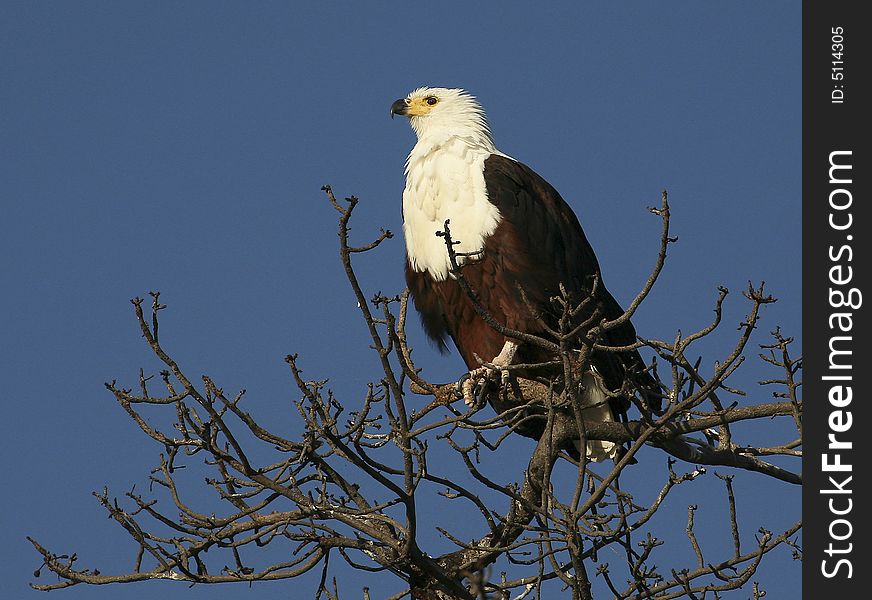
[391,87,659,461]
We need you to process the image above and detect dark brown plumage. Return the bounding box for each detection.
[406,155,659,425]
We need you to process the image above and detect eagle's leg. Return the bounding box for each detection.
[459,340,519,406]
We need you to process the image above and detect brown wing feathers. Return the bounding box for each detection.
[406,154,660,415]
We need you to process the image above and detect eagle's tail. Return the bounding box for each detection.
[573,371,622,462]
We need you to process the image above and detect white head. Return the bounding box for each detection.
[390,87,495,150]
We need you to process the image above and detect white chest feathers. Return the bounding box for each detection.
[403,138,502,281]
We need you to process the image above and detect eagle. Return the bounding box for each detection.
[391,87,659,461]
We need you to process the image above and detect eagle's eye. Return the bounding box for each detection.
[425,96,438,106]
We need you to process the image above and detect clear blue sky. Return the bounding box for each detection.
[1,2,800,598]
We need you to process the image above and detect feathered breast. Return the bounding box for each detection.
[402,138,502,282]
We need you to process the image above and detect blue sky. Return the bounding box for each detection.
[1,2,800,598]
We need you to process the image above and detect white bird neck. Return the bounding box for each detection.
[408,116,497,158]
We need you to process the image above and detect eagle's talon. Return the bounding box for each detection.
[455,371,472,390]
[500,367,510,387]
[457,364,505,407]
[455,371,485,406]
[455,372,473,402]
[462,376,477,406]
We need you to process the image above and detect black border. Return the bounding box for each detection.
[803,1,868,595]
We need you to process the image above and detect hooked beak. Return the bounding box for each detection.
[390,98,409,119]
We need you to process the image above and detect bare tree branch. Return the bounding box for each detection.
[29,187,801,599]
